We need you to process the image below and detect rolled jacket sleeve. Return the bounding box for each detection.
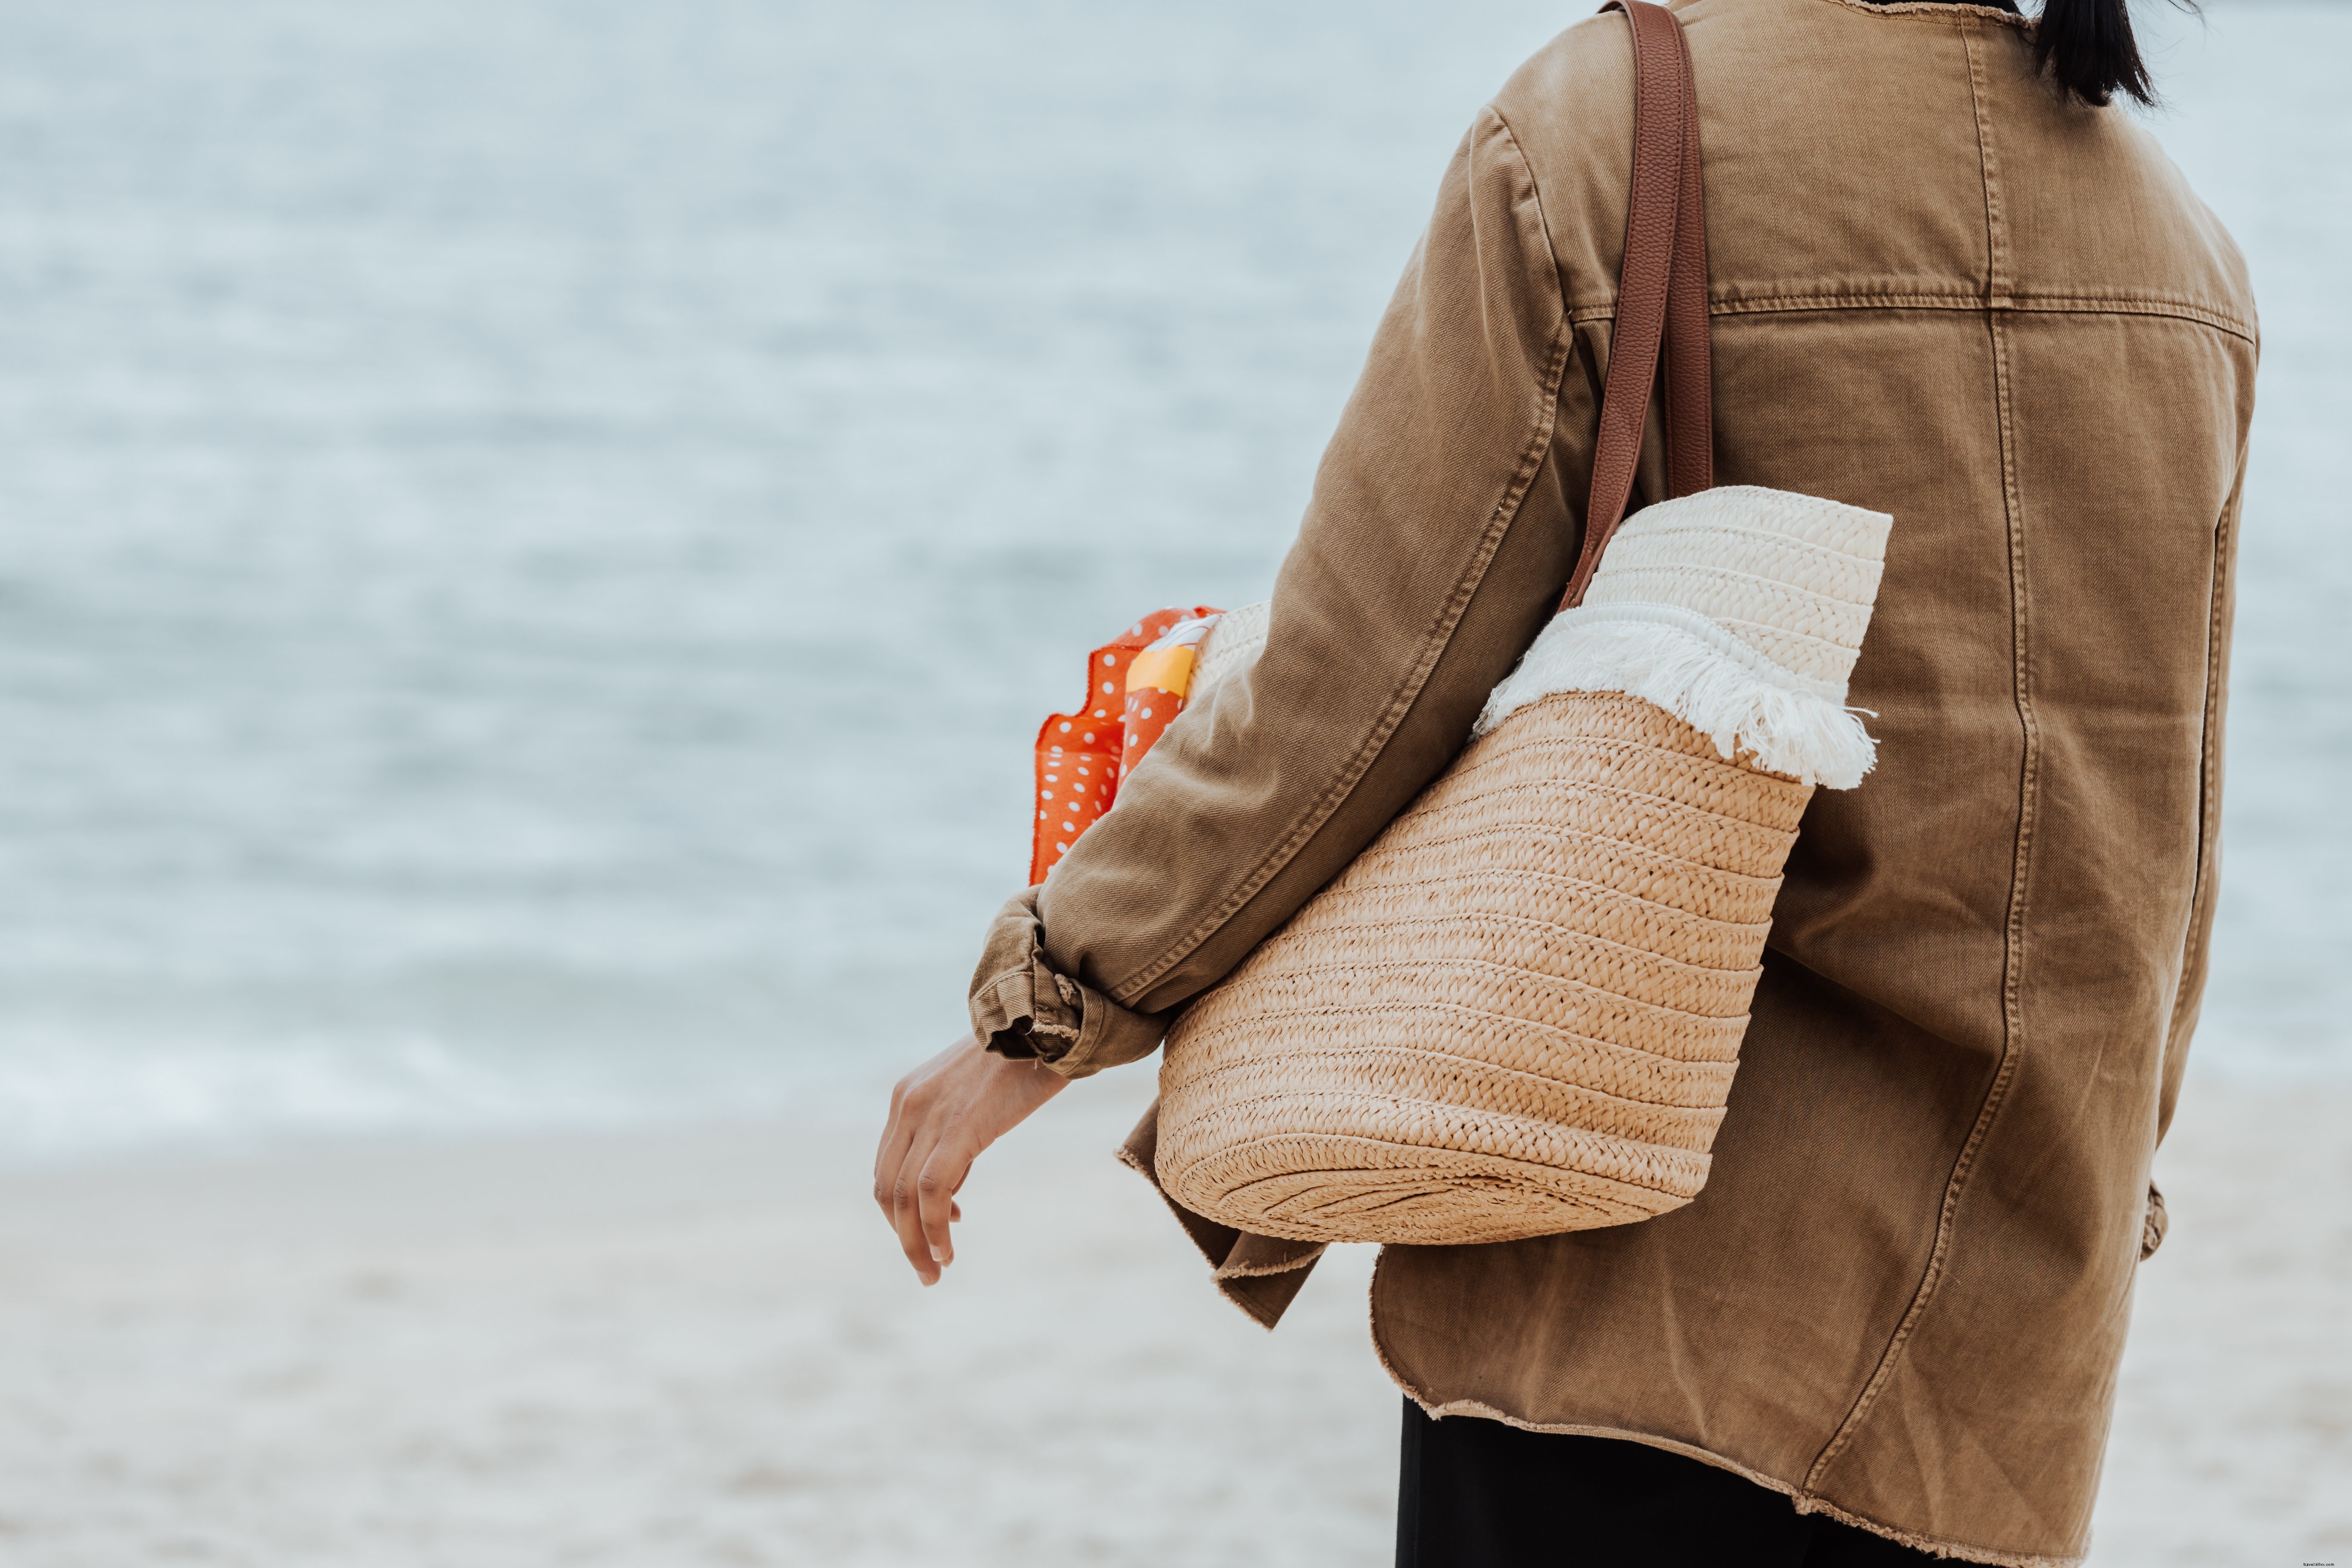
[968,887,1167,1078]
[972,98,1633,1075]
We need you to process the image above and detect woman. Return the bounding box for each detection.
[875,0,2254,1562]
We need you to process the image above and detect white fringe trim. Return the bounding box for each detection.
[1474,602,1879,789]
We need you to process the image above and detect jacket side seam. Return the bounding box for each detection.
[2158,438,2245,1109]
[1802,18,2040,1497]
[1107,109,1575,1005]
[2168,522,2228,1042]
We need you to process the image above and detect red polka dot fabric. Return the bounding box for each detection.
[1030,606,1220,887]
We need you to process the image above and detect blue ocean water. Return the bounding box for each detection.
[0,0,2343,1158]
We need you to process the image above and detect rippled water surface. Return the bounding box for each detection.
[0,0,2343,1156]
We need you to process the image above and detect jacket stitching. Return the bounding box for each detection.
[1108,107,1576,1005]
[1801,18,2042,1504]
[2158,441,2246,1120]
[1812,0,2031,28]
[1375,1257,2086,1568]
[1567,293,2255,344]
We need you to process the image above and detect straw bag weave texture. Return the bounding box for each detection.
[1153,1,1894,1247]
[1159,491,1889,1245]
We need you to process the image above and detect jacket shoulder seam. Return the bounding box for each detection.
[1809,0,2030,28]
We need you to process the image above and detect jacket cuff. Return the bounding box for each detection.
[2140,1181,2169,1261]
[967,889,1166,1079]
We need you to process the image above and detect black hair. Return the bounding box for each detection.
[2034,0,2183,109]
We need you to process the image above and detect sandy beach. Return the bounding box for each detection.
[0,1072,2341,1567]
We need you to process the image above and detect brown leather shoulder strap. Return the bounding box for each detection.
[1660,11,1712,502]
[1561,0,1713,611]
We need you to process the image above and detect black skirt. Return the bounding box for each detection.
[1397,1400,1945,1568]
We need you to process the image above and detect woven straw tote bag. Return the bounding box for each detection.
[1154,0,1894,1248]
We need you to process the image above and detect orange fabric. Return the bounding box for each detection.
[1030,607,1219,885]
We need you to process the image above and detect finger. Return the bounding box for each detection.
[916,1134,974,1270]
[873,1081,916,1225]
[888,1124,943,1286]
[950,1199,963,1222]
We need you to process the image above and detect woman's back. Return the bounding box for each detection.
[1374,4,2254,1558]
[936,2,2254,1561]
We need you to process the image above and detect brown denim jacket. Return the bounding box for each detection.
[968,1,2255,1562]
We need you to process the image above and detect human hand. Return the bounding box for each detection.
[873,1033,1068,1286]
